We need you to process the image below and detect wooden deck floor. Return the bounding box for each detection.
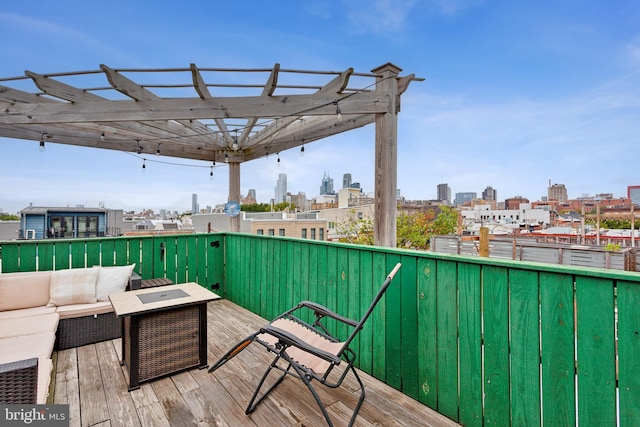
[52,299,460,427]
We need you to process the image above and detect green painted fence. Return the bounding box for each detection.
[0,234,225,290]
[222,233,640,427]
[2,232,639,426]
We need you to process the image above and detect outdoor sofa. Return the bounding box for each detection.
[0,264,139,404]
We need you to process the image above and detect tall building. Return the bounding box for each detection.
[241,189,257,205]
[482,186,497,202]
[343,173,352,189]
[320,172,335,195]
[437,183,451,205]
[191,194,199,214]
[275,174,287,203]
[548,181,568,202]
[454,192,476,206]
[628,185,640,205]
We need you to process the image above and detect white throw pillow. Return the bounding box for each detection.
[47,268,99,307]
[95,264,136,302]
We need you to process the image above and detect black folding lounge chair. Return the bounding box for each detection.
[209,263,402,427]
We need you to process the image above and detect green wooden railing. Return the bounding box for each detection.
[2,232,639,426]
[0,234,225,289]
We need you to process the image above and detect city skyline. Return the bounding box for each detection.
[1,2,639,214]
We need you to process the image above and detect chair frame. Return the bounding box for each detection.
[209,263,402,427]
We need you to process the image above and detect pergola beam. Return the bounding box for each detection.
[21,71,217,149]
[100,65,216,144]
[242,68,354,149]
[0,91,390,124]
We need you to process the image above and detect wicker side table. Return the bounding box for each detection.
[109,283,220,391]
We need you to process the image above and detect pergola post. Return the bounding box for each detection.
[372,63,401,247]
[229,162,241,232]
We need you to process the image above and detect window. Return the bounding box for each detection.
[257,229,264,235]
[279,229,285,236]
[311,228,316,240]
[78,215,98,238]
[301,228,307,238]
[319,228,324,240]
[268,229,275,236]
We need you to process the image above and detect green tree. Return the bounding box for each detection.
[241,202,296,212]
[336,206,459,249]
[0,214,19,221]
[335,209,374,245]
[241,203,271,212]
[396,206,458,250]
[585,217,638,230]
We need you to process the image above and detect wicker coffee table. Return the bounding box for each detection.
[109,282,220,391]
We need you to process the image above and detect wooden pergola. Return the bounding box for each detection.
[0,63,421,246]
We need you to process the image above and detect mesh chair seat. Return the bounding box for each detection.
[258,318,345,375]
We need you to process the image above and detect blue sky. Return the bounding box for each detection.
[1,1,639,214]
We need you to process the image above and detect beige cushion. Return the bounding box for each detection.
[0,306,57,320]
[37,358,53,404]
[0,313,59,339]
[0,271,51,311]
[56,301,113,319]
[259,318,344,375]
[0,332,56,364]
[47,268,98,307]
[95,264,135,302]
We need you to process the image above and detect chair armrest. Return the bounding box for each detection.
[298,301,359,327]
[0,357,38,404]
[260,324,342,365]
[127,271,142,291]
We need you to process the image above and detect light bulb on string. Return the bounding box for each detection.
[142,159,146,172]
[300,145,305,157]
[100,132,105,141]
[335,101,342,121]
[156,144,161,156]
[39,132,46,152]
[277,153,280,166]
[232,129,239,151]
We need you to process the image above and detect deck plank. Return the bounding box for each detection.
[95,340,141,427]
[53,298,460,427]
[53,349,81,424]
[150,377,195,427]
[77,345,109,426]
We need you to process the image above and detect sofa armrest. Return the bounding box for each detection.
[0,357,38,404]
[127,271,142,291]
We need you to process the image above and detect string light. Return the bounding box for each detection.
[277,153,280,166]
[142,159,146,171]
[136,138,142,155]
[156,144,161,156]
[335,101,342,121]
[300,144,305,157]
[39,132,46,152]
[100,132,105,141]
[224,151,229,163]
[232,129,239,151]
